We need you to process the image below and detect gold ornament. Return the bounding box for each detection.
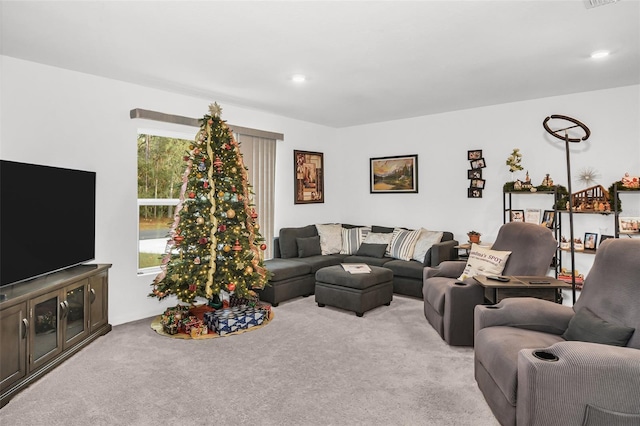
[231,167,237,174]
[196,217,205,225]
[227,209,236,219]
[245,266,253,275]
[223,245,231,253]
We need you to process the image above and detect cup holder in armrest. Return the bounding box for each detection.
[484,305,500,309]
[454,281,466,286]
[532,350,559,362]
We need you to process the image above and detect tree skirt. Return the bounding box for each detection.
[150,310,274,339]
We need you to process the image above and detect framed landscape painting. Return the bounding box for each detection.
[294,150,324,204]
[370,154,418,193]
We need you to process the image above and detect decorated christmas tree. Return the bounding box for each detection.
[150,103,270,304]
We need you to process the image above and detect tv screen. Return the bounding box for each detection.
[0,160,96,287]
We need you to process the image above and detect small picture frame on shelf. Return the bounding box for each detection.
[525,208,541,224]
[542,210,556,229]
[470,178,485,189]
[468,169,482,179]
[468,150,482,161]
[619,217,640,233]
[510,210,524,222]
[468,188,482,198]
[470,158,486,169]
[584,232,598,250]
[600,234,614,245]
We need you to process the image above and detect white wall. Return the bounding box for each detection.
[1,56,339,325]
[2,56,638,323]
[335,85,640,303]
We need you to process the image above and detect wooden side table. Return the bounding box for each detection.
[473,275,572,304]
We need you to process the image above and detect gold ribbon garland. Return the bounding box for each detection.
[204,119,218,298]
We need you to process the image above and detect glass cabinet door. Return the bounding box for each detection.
[30,292,62,369]
[63,281,89,347]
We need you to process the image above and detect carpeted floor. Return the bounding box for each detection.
[0,295,498,425]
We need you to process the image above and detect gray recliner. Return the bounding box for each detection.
[422,222,557,346]
[474,238,640,426]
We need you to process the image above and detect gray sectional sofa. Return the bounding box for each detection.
[256,224,458,306]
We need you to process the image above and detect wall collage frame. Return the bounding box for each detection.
[467,149,486,198]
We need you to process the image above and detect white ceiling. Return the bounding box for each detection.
[2,1,639,128]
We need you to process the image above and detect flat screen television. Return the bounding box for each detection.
[0,160,96,287]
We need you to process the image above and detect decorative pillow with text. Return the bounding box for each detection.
[458,243,511,281]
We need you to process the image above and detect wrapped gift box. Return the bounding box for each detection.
[204,305,269,335]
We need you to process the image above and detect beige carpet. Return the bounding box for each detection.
[0,295,498,425]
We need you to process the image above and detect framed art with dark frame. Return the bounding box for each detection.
[468,188,482,198]
[600,234,614,245]
[468,149,482,161]
[370,154,418,193]
[510,209,524,222]
[542,210,556,229]
[584,232,598,250]
[294,150,324,204]
[468,169,482,179]
[470,178,485,189]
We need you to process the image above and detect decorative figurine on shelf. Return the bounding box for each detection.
[541,173,554,187]
[621,172,640,189]
[467,230,481,244]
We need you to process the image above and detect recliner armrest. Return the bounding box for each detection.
[475,298,574,336]
[517,341,640,425]
[423,260,466,280]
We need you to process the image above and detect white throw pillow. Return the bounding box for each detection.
[412,229,444,263]
[388,228,422,261]
[458,243,512,281]
[362,232,393,253]
[315,223,343,255]
[340,226,371,255]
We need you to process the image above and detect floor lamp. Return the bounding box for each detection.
[543,115,591,304]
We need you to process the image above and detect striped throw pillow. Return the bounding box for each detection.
[340,226,371,255]
[388,228,422,261]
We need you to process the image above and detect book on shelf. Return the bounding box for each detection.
[341,263,371,274]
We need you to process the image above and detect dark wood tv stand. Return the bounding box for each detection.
[0,264,111,408]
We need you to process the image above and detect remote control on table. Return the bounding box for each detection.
[487,275,510,282]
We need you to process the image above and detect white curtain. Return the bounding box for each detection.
[237,134,277,260]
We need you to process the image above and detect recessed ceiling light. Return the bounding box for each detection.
[590,50,610,59]
[291,74,306,83]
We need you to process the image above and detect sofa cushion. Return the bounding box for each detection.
[563,307,635,347]
[264,258,312,282]
[295,254,346,273]
[355,242,388,258]
[340,226,371,255]
[384,259,425,279]
[343,255,394,267]
[296,236,322,258]
[371,225,394,233]
[279,225,318,259]
[458,243,511,281]
[388,228,421,261]
[315,223,343,255]
[412,229,444,263]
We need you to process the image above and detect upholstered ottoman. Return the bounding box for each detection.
[315,265,393,317]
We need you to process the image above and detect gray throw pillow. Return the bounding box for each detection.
[356,243,388,258]
[296,236,322,258]
[563,307,635,347]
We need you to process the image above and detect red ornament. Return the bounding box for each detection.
[260,243,267,251]
[203,181,209,189]
[198,237,208,245]
[232,239,242,252]
[231,185,236,192]
[227,282,236,292]
[183,156,190,161]
[213,156,223,170]
[189,284,197,292]
[188,192,196,199]
[174,235,185,243]
[218,224,227,232]
[250,209,258,220]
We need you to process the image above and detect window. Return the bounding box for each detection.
[137,132,191,272]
